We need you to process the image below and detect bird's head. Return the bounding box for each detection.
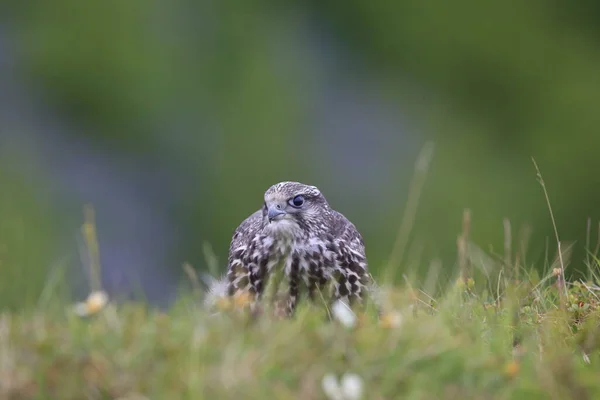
[261,181,329,236]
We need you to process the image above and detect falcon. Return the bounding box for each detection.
[226,181,372,316]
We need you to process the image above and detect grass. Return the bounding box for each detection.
[3,246,600,399]
[3,152,600,399]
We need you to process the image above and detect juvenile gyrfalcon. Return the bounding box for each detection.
[226,181,371,316]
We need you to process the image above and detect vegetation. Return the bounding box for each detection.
[3,212,600,399]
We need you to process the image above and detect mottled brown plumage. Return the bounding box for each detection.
[226,181,372,316]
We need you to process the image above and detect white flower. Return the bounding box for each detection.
[583,352,591,364]
[73,290,108,317]
[322,372,364,400]
[322,374,344,400]
[202,274,229,310]
[340,373,364,400]
[331,300,357,329]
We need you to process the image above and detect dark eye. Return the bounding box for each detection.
[289,195,305,208]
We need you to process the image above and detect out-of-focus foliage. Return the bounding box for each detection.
[2,0,600,307]
[5,267,600,398]
[0,157,63,310]
[313,0,600,260]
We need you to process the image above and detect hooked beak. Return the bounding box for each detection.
[267,204,286,222]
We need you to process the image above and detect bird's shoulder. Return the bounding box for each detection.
[326,209,366,252]
[229,209,263,251]
[316,209,368,273]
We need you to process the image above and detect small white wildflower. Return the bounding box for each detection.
[87,291,108,311]
[322,373,364,400]
[322,374,344,400]
[202,274,229,310]
[331,300,357,329]
[73,290,108,317]
[340,372,364,400]
[583,352,591,364]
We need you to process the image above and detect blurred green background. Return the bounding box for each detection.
[2,1,600,308]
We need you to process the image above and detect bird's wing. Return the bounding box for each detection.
[330,210,368,269]
[225,210,265,296]
[227,210,263,264]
